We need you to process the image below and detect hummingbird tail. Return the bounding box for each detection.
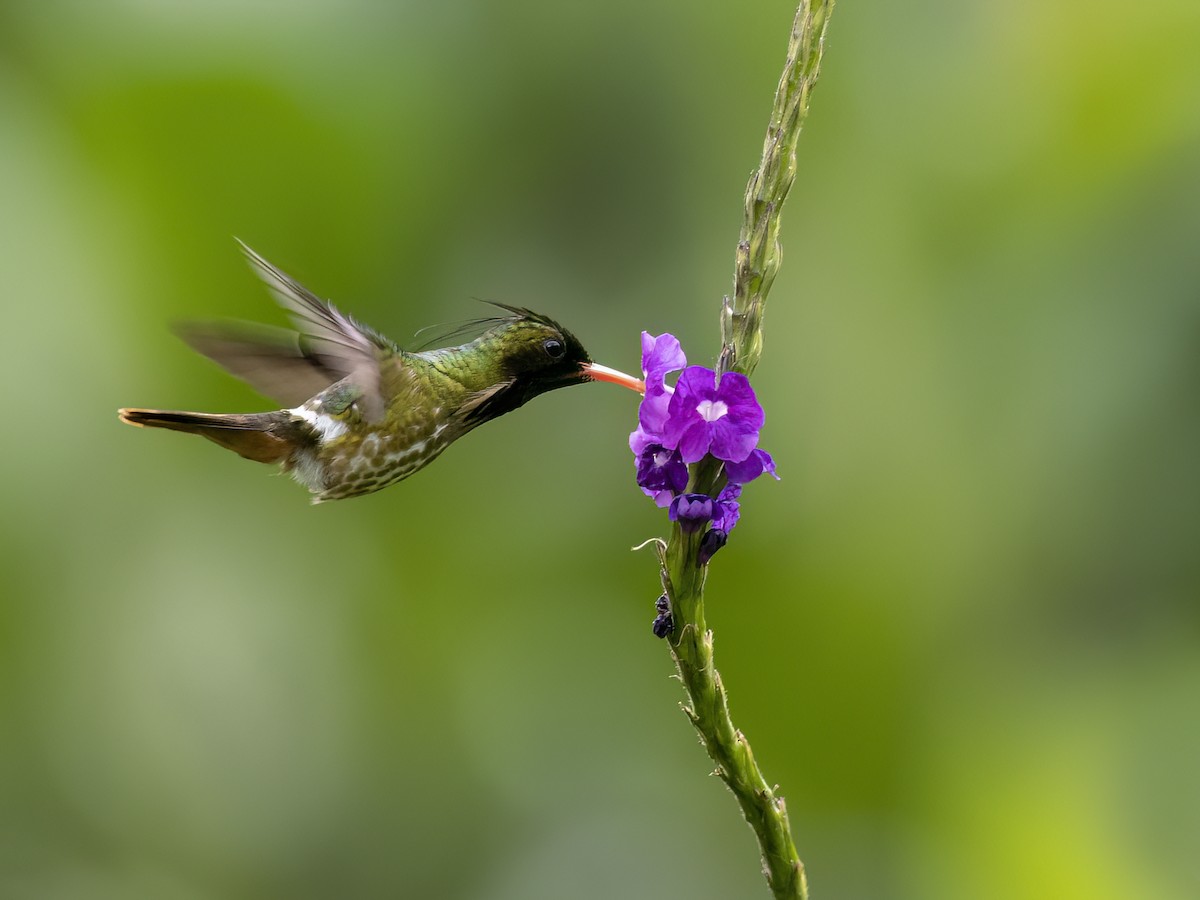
[118,408,301,464]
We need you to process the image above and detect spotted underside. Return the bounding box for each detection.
[294,416,456,502]
[281,352,519,502]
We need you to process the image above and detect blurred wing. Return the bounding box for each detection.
[175,320,347,408]
[236,240,396,420]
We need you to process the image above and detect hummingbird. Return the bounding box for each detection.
[119,243,644,502]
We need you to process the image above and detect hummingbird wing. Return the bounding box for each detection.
[175,320,348,408]
[228,241,396,420]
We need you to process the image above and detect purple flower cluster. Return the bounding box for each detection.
[631,332,777,563]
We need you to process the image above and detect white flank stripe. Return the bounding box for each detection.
[290,406,348,442]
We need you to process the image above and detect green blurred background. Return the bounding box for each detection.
[1,1,1197,898]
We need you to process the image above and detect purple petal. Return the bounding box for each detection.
[711,498,740,533]
[629,425,657,456]
[641,332,687,379]
[668,493,714,533]
[638,383,673,435]
[641,487,676,508]
[659,400,690,449]
[672,366,719,404]
[662,368,719,451]
[711,483,741,531]
[665,455,690,493]
[757,449,779,479]
[634,445,663,488]
[640,331,655,368]
[723,451,761,482]
[714,372,764,430]
[708,417,759,463]
[635,444,689,493]
[675,420,712,464]
[724,448,778,483]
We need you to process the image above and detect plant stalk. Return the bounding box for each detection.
[659,3,834,898]
[720,0,834,380]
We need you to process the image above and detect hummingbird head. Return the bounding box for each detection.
[461,305,643,424]
[490,308,593,392]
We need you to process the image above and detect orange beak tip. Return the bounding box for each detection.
[582,363,645,394]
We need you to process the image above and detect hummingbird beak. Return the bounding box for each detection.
[581,362,645,394]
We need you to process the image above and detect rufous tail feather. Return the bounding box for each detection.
[118,408,300,464]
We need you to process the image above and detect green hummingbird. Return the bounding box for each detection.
[119,243,644,502]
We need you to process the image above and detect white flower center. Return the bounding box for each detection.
[653,450,672,467]
[696,399,728,422]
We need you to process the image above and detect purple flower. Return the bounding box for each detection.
[724,448,779,485]
[641,332,687,381]
[637,333,687,437]
[644,488,675,508]
[697,484,742,564]
[636,392,671,441]
[627,331,778,562]
[668,493,714,533]
[629,423,658,457]
[636,443,689,492]
[663,367,764,464]
[631,332,688,455]
[711,483,741,532]
[635,443,689,507]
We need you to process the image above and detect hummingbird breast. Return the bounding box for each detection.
[290,417,459,502]
[284,370,467,503]
[280,343,520,502]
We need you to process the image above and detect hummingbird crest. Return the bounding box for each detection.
[119,243,643,501]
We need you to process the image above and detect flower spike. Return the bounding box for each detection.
[628,332,776,562]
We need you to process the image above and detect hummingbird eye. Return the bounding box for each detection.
[542,338,566,359]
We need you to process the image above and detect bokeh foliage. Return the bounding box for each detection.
[1,1,1197,898]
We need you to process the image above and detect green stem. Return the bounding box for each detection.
[658,3,834,899]
[721,0,834,380]
[661,522,807,899]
